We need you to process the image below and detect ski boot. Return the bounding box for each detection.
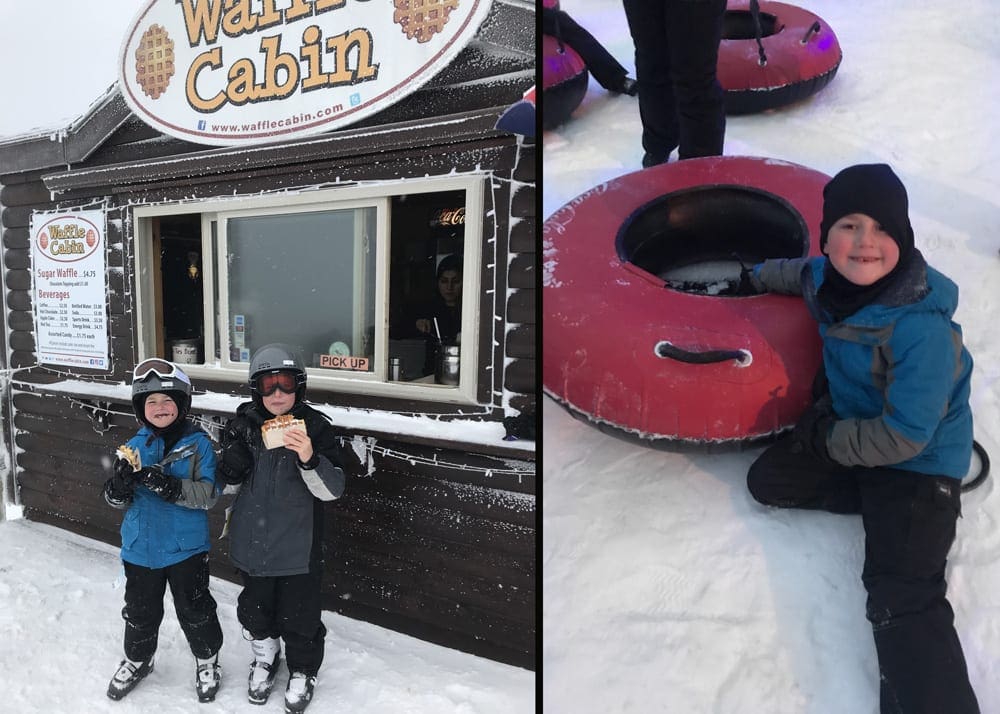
[248,636,282,705]
[284,672,317,713]
[196,653,222,702]
[107,656,154,700]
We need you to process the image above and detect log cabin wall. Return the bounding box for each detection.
[0,0,535,669]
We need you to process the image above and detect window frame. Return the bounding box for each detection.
[132,175,485,404]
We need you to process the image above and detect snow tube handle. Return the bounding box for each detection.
[962,440,990,493]
[749,0,768,65]
[655,340,753,367]
[801,20,821,44]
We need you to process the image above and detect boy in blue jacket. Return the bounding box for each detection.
[102,359,223,702]
[746,164,979,713]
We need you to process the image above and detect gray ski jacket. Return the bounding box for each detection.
[222,402,347,576]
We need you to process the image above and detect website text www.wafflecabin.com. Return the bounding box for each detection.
[196,98,351,134]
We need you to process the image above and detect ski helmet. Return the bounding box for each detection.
[131,358,192,426]
[248,343,307,404]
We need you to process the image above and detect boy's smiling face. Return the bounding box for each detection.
[824,212,900,285]
[144,393,178,428]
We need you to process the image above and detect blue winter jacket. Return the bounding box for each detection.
[115,423,219,568]
[753,255,973,479]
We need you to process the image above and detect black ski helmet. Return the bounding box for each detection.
[248,343,307,404]
[131,359,192,427]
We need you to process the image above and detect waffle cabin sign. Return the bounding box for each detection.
[119,0,492,146]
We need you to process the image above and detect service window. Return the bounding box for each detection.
[132,177,484,403]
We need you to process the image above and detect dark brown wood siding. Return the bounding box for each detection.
[506,141,537,425]
[13,387,535,667]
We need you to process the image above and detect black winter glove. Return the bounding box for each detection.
[735,266,759,295]
[103,458,138,504]
[137,465,182,502]
[218,438,254,485]
[809,364,830,402]
[792,398,836,463]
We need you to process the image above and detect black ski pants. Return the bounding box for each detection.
[237,560,327,677]
[122,552,223,662]
[622,0,726,161]
[747,436,979,714]
[542,8,629,91]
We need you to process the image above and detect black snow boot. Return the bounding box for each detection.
[284,672,316,713]
[107,657,154,700]
[195,653,222,702]
[248,637,281,705]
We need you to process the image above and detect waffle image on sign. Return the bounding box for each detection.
[393,0,460,43]
[134,24,175,100]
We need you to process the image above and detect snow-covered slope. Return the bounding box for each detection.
[543,1,1000,712]
[0,517,534,713]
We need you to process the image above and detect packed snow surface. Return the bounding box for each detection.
[0,517,534,713]
[544,0,1000,712]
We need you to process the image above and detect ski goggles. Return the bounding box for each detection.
[133,358,190,385]
[255,370,299,396]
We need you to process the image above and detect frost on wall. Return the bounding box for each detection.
[0,371,10,516]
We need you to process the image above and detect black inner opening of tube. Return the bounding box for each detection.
[722,11,778,40]
[615,185,809,296]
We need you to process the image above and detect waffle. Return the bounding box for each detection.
[392,0,460,43]
[115,444,142,471]
[261,414,307,450]
[134,23,175,99]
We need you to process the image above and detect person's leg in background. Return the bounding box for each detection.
[663,0,726,159]
[543,7,637,94]
[622,0,678,167]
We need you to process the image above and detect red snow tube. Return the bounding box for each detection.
[543,156,829,448]
[542,33,588,130]
[719,1,842,114]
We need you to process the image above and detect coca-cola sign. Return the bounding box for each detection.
[119,0,492,146]
[430,207,465,226]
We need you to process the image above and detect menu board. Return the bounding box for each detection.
[30,211,110,369]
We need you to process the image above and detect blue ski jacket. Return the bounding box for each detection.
[116,423,219,569]
[753,254,973,479]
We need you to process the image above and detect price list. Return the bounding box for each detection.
[30,211,110,369]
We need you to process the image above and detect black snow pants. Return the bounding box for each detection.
[747,436,980,714]
[237,559,327,677]
[542,8,630,91]
[122,552,223,662]
[621,0,726,161]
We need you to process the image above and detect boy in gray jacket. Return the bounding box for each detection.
[217,344,349,713]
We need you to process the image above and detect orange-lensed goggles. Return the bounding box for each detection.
[256,371,298,396]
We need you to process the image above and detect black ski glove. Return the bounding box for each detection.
[736,265,759,295]
[218,439,254,485]
[103,457,137,505]
[792,398,836,463]
[137,465,181,502]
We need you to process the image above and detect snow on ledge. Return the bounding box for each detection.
[15,378,534,455]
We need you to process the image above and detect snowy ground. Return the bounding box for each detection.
[543,1,1000,712]
[0,516,533,713]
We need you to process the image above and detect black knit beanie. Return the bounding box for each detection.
[819,163,913,259]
